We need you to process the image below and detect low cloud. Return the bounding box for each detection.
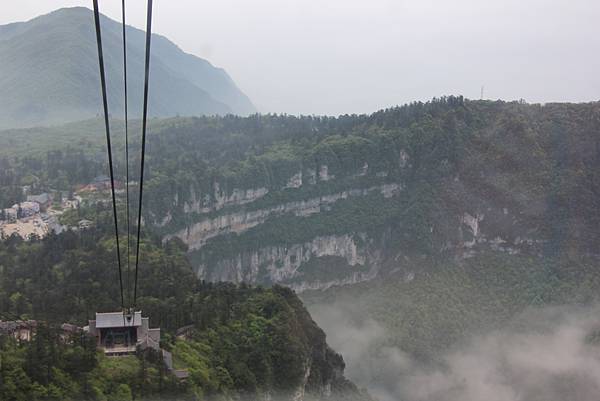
[309,303,600,401]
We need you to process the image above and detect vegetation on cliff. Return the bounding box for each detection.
[2,97,600,398]
[0,221,369,400]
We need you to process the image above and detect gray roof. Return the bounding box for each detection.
[0,321,18,331]
[95,311,142,328]
[61,323,81,333]
[173,370,190,379]
[27,193,51,204]
[175,324,194,337]
[93,175,110,184]
[0,320,36,332]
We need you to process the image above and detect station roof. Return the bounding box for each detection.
[95,311,142,328]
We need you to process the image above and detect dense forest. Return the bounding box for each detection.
[4,97,599,250]
[2,97,600,399]
[0,214,370,400]
[2,95,600,288]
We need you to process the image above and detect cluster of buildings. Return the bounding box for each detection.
[0,320,38,341]
[1,193,58,221]
[2,201,39,222]
[0,311,187,377]
[0,176,127,240]
[76,175,124,193]
[1,192,53,223]
[0,204,48,240]
[0,191,83,240]
[0,319,81,342]
[1,311,161,355]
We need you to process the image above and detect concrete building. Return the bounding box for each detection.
[87,311,160,356]
[63,198,80,210]
[27,193,52,211]
[0,320,37,341]
[13,201,40,218]
[1,208,17,222]
[78,219,93,230]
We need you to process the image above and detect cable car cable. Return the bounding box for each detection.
[92,0,125,312]
[133,0,153,309]
[121,0,132,311]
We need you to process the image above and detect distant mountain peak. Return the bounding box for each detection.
[0,7,256,129]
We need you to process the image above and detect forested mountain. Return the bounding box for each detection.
[0,7,256,129]
[133,98,600,291]
[0,221,370,401]
[2,97,600,399]
[2,98,599,289]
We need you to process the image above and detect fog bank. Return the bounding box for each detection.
[310,303,600,401]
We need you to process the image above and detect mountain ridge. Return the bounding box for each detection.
[0,7,256,129]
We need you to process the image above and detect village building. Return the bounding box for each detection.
[12,201,40,218]
[175,324,194,340]
[78,175,123,193]
[63,198,80,210]
[78,219,93,230]
[0,316,187,378]
[93,175,111,185]
[0,320,84,343]
[60,323,83,341]
[1,207,17,223]
[26,193,52,211]
[86,311,160,356]
[0,320,37,341]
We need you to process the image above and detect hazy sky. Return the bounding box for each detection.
[2,0,599,115]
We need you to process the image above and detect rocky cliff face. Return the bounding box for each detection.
[160,169,551,292]
[196,233,381,291]
[183,182,270,215]
[282,347,369,401]
[161,171,548,291]
[150,100,600,292]
[159,171,403,290]
[274,286,374,401]
[160,174,556,291]
[165,181,400,250]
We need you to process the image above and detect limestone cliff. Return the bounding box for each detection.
[145,99,600,292]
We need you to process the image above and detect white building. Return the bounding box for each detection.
[87,311,161,356]
[12,202,40,218]
[1,208,17,222]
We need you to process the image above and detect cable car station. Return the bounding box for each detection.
[86,311,161,356]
